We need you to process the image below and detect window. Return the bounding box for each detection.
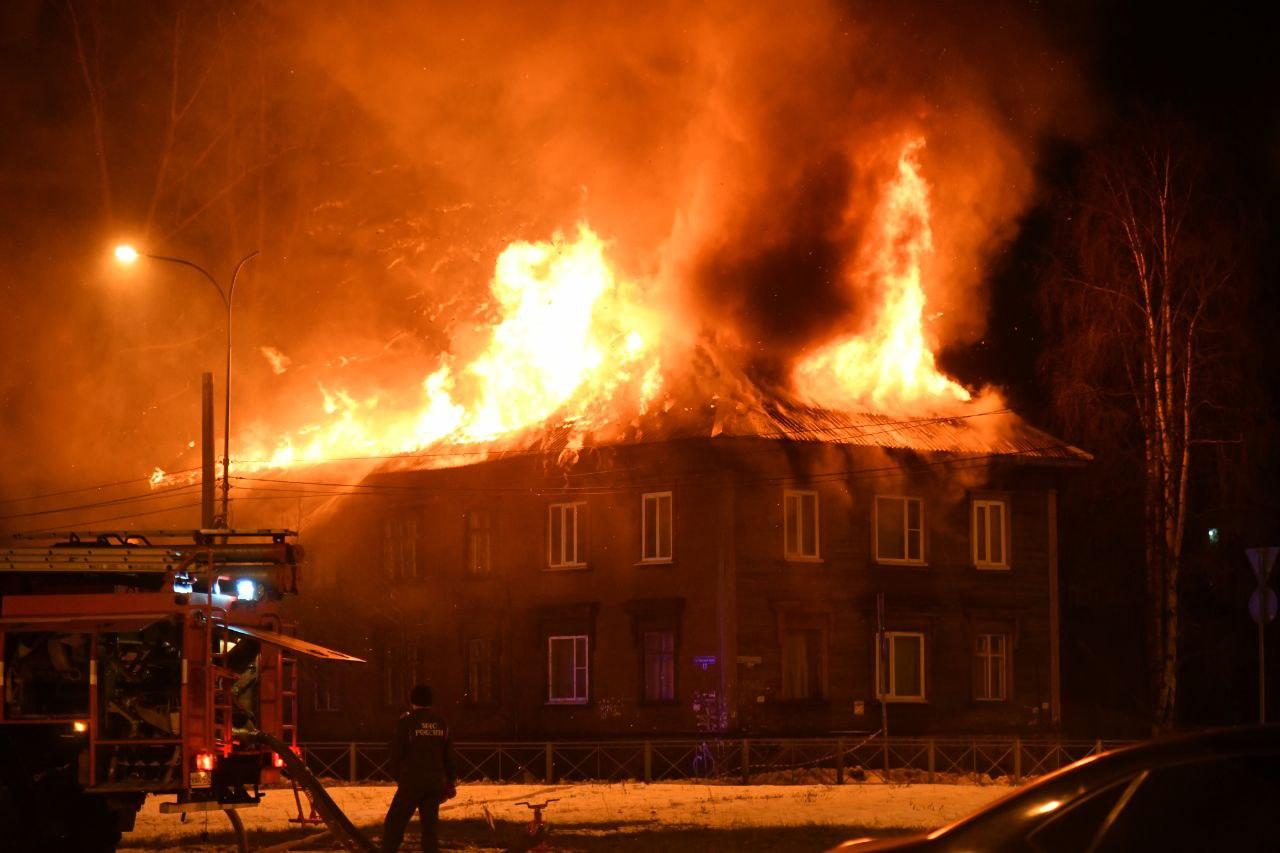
[784,489,820,560]
[877,631,926,701]
[972,499,1009,568]
[380,644,424,707]
[548,502,587,568]
[466,638,497,705]
[875,496,924,564]
[467,509,493,575]
[547,635,589,704]
[974,633,1008,701]
[383,514,421,579]
[313,670,340,712]
[641,492,673,562]
[642,631,676,702]
[781,628,825,701]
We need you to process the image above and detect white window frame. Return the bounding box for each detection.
[873,495,925,565]
[547,502,587,569]
[876,631,927,702]
[783,489,821,561]
[547,634,589,705]
[467,509,493,575]
[640,491,674,563]
[975,633,1008,701]
[972,499,1010,569]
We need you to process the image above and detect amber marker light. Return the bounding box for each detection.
[72,721,88,733]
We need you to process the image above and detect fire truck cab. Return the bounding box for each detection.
[0,529,359,852]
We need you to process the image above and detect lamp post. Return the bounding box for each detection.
[114,244,259,527]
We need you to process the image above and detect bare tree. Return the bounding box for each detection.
[1046,126,1240,732]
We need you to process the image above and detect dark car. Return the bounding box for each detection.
[832,725,1280,852]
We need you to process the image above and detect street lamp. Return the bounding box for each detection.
[114,243,259,528]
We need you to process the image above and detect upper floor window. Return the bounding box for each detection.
[547,634,589,704]
[784,489,820,560]
[466,638,497,705]
[781,627,826,701]
[643,630,676,702]
[467,509,493,575]
[877,631,926,702]
[972,499,1009,569]
[548,502,587,569]
[974,633,1008,701]
[641,492,673,563]
[875,496,924,564]
[383,514,422,579]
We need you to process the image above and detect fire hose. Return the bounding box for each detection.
[248,730,378,853]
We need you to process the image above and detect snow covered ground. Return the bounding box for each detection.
[120,781,1010,850]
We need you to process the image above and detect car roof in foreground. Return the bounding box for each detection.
[928,724,1280,847]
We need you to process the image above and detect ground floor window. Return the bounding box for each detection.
[877,631,926,701]
[781,627,826,701]
[467,638,498,705]
[313,669,339,712]
[974,633,1008,701]
[642,630,676,702]
[548,634,589,704]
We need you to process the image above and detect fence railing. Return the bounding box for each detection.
[298,736,1133,786]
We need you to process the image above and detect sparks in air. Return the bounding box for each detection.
[237,224,663,473]
[152,138,975,486]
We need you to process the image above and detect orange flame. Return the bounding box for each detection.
[793,139,970,413]
[241,225,661,470]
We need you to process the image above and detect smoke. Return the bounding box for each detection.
[0,0,1088,517]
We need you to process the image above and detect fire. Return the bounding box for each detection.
[793,140,971,413]
[152,141,973,486]
[239,225,661,471]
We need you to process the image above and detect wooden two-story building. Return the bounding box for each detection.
[294,401,1088,740]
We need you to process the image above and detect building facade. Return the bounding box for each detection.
[295,407,1086,740]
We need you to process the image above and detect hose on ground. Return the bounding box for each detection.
[248,730,378,853]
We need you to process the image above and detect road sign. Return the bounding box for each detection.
[1247,547,1278,581]
[1250,588,1278,624]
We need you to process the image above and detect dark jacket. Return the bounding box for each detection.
[387,707,457,789]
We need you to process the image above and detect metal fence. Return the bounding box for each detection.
[299,736,1132,786]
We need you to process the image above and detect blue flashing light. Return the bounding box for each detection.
[235,578,258,600]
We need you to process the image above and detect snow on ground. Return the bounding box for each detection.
[122,781,1009,850]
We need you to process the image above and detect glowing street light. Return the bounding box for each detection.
[113,243,260,527]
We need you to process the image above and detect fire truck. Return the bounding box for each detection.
[0,528,363,852]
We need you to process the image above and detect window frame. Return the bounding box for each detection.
[974,633,1009,702]
[547,501,588,570]
[639,491,674,564]
[873,495,926,566]
[313,668,340,712]
[783,488,822,561]
[382,513,423,580]
[641,629,677,704]
[876,630,927,702]
[972,498,1010,570]
[546,634,590,705]
[466,508,494,576]
[780,625,828,702]
[466,637,498,706]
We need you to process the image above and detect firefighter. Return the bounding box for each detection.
[381,684,457,853]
